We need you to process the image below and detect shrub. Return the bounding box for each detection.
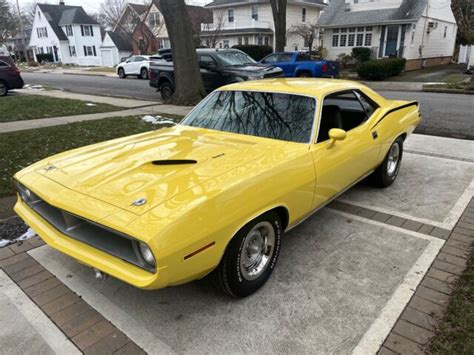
[352,47,371,63]
[337,53,354,69]
[27,61,39,67]
[357,58,406,80]
[35,53,54,63]
[232,45,273,61]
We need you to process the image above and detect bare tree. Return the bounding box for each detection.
[100,0,128,30]
[0,0,17,43]
[288,23,320,51]
[269,0,287,52]
[451,0,473,44]
[159,0,205,105]
[201,10,225,48]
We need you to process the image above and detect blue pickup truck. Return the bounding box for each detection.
[260,52,340,78]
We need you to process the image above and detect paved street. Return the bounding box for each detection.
[22,72,474,140]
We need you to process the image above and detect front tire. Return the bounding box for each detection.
[372,137,403,188]
[0,80,8,96]
[213,211,282,297]
[118,68,126,79]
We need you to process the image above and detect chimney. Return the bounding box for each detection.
[59,0,65,5]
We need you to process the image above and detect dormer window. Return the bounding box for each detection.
[81,25,94,37]
[149,12,160,27]
[228,9,234,23]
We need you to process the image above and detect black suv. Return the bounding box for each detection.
[149,48,283,100]
[0,56,24,96]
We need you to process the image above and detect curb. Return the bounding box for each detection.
[423,87,474,95]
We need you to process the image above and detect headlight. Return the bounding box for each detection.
[138,242,156,267]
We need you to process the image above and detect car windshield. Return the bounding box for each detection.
[181,91,316,143]
[216,51,256,66]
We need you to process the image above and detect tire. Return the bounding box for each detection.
[372,137,404,188]
[297,72,311,78]
[118,68,126,79]
[0,80,8,96]
[160,81,174,101]
[213,211,282,297]
[140,68,148,80]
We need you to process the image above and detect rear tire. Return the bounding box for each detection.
[0,80,8,96]
[372,137,403,188]
[140,68,148,80]
[118,68,126,79]
[160,81,174,101]
[212,211,282,297]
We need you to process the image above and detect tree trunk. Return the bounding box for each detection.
[159,0,206,105]
[270,0,287,52]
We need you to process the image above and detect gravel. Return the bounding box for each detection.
[0,217,28,241]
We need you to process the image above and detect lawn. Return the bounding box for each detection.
[86,67,117,73]
[0,115,183,197]
[0,95,122,122]
[430,252,474,354]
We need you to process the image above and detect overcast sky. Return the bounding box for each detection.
[16,0,211,14]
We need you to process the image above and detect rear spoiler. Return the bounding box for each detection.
[371,101,419,129]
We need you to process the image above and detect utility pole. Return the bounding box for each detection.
[15,0,28,62]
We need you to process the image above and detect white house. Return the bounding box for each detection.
[318,0,458,70]
[29,2,102,66]
[100,31,133,67]
[201,0,328,51]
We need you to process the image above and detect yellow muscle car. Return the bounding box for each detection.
[14,79,421,297]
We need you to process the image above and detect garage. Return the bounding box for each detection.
[100,48,114,68]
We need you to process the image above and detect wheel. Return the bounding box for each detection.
[118,68,126,79]
[140,68,148,80]
[372,137,403,188]
[213,211,282,297]
[0,81,8,96]
[297,72,311,78]
[160,81,174,101]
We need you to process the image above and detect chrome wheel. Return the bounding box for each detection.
[239,221,276,281]
[387,143,400,176]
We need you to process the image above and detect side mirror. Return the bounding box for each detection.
[327,128,347,148]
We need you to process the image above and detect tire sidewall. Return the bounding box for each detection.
[384,138,403,184]
[140,68,148,79]
[118,68,125,78]
[225,212,282,297]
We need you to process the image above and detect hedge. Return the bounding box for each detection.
[351,47,371,63]
[357,58,406,80]
[35,53,54,63]
[232,45,273,61]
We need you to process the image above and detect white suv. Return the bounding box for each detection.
[117,55,156,79]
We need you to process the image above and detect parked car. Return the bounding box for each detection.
[116,55,163,80]
[0,56,24,96]
[260,52,340,78]
[14,79,421,297]
[149,48,283,100]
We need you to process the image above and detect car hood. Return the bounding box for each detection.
[223,64,283,77]
[34,125,280,215]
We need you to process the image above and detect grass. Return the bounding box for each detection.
[0,114,183,197]
[430,252,474,354]
[0,95,122,122]
[86,67,117,73]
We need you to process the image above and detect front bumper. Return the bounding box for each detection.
[9,75,24,90]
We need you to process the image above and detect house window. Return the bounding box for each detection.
[356,33,364,46]
[244,36,249,45]
[257,35,263,45]
[228,9,234,23]
[238,36,243,45]
[340,34,347,46]
[349,27,356,32]
[332,35,339,47]
[219,42,223,48]
[83,46,96,56]
[149,12,160,27]
[357,27,364,32]
[251,6,258,21]
[264,36,269,46]
[443,26,448,38]
[46,46,53,54]
[37,27,48,38]
[66,25,73,37]
[68,46,76,56]
[223,40,230,48]
[81,25,93,37]
[411,25,416,46]
[302,8,306,22]
[333,28,339,33]
[365,33,372,46]
[340,28,347,33]
[366,26,372,31]
[348,34,355,46]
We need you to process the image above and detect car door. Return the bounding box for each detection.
[131,56,145,74]
[310,90,380,209]
[274,53,295,77]
[199,54,222,91]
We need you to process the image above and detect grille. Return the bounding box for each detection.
[16,182,155,273]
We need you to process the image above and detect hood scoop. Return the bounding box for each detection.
[152,159,197,166]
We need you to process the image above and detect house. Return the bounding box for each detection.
[29,2,102,66]
[5,27,34,62]
[318,0,458,70]
[100,31,133,67]
[200,0,327,51]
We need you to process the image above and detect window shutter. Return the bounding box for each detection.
[81,25,84,36]
[93,46,96,56]
[84,46,87,56]
[90,26,94,37]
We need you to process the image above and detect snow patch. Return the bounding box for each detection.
[23,84,44,91]
[141,115,176,125]
[85,103,97,107]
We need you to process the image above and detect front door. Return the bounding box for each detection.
[385,26,399,57]
[199,54,221,91]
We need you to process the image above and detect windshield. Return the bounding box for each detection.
[181,91,316,143]
[216,51,257,66]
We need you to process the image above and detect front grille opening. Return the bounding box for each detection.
[152,159,197,165]
[17,183,155,273]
